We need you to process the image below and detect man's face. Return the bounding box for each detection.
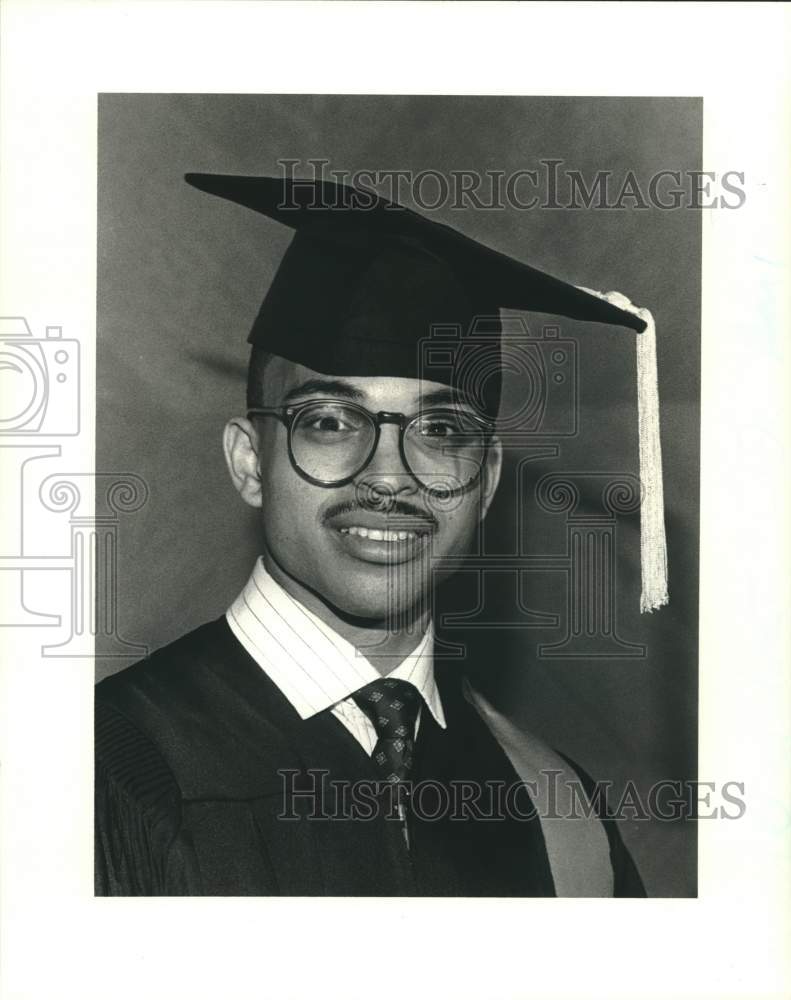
[224,355,502,623]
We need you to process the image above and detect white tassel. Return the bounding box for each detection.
[576,287,669,612]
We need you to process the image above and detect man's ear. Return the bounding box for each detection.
[479,436,503,521]
[223,417,263,509]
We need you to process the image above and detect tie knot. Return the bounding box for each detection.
[352,678,422,741]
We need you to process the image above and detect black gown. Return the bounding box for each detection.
[95,617,645,896]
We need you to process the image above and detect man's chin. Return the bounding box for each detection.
[329,589,429,628]
[264,546,433,627]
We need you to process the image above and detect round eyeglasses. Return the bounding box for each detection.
[247,399,495,494]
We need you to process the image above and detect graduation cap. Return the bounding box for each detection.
[185,172,667,613]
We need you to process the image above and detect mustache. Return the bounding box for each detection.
[321,498,438,524]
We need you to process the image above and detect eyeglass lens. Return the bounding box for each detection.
[289,401,487,488]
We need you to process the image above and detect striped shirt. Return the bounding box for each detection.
[226,557,446,754]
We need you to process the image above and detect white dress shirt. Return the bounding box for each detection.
[226,557,446,754]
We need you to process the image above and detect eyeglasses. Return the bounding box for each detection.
[247,399,495,493]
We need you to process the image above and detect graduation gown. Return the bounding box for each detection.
[95,617,645,897]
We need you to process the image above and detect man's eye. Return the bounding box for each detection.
[418,415,468,437]
[305,415,360,434]
[309,415,346,432]
[422,421,455,437]
[299,407,364,435]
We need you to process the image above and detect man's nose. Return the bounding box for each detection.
[355,423,418,506]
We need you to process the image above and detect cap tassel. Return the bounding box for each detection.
[576,287,669,612]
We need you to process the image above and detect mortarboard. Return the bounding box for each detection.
[185,172,667,613]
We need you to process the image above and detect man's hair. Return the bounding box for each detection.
[246,346,274,410]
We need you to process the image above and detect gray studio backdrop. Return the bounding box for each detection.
[97,94,701,896]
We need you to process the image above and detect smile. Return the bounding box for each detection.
[338,526,427,541]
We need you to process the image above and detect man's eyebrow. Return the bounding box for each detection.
[281,378,366,404]
[418,387,468,408]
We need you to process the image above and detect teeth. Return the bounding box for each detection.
[339,526,422,542]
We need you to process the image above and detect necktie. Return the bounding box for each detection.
[352,677,422,785]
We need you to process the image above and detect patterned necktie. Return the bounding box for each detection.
[352,678,422,785]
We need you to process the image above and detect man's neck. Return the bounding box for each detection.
[261,552,430,677]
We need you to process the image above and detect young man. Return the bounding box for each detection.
[95,174,648,896]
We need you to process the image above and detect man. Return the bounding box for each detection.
[95,173,650,896]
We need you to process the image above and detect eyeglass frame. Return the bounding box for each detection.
[246,398,497,493]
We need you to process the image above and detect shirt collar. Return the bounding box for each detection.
[226,557,446,729]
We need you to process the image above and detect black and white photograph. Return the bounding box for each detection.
[1,3,788,999]
[95,94,701,898]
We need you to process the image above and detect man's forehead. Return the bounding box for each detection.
[261,354,461,406]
